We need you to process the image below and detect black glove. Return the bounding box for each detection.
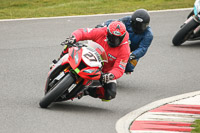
[101,73,115,83]
[61,35,76,46]
[95,24,105,28]
[129,53,136,60]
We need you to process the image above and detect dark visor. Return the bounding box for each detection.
[107,32,125,47]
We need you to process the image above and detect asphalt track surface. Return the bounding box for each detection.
[0,9,200,133]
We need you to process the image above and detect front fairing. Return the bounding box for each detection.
[81,47,102,68]
[48,54,69,77]
[68,41,108,70]
[79,67,101,80]
[45,54,70,93]
[68,47,83,70]
[67,41,108,80]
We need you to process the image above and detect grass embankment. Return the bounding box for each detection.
[0,0,194,19]
[191,120,200,133]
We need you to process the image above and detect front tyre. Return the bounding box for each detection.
[172,18,199,46]
[39,73,75,108]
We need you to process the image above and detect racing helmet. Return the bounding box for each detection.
[131,9,150,34]
[107,21,126,47]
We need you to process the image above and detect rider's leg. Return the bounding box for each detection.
[103,80,117,100]
[86,80,117,100]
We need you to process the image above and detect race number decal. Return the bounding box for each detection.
[83,52,97,62]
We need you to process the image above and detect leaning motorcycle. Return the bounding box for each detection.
[172,0,200,46]
[39,41,108,108]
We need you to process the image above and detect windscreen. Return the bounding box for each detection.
[86,40,108,63]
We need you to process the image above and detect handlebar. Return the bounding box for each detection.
[60,41,87,48]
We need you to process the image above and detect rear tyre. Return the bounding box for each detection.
[39,73,75,108]
[172,18,199,46]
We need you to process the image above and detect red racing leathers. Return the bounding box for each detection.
[71,27,130,79]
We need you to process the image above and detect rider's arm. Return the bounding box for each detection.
[118,16,131,24]
[103,19,115,26]
[132,29,153,59]
[109,45,130,79]
[101,16,130,27]
[72,28,103,42]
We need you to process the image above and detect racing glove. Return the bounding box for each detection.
[101,73,115,83]
[95,23,105,28]
[129,53,136,61]
[61,35,76,47]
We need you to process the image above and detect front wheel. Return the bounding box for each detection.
[39,73,75,108]
[172,18,199,46]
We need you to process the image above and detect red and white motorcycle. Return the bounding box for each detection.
[39,41,108,108]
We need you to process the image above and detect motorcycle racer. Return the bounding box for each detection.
[96,9,153,74]
[60,21,130,101]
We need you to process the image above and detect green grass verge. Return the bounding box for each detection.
[0,0,194,19]
[191,120,200,133]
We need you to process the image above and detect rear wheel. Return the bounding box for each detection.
[172,18,199,46]
[39,73,75,108]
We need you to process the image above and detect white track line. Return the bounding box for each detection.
[0,8,192,22]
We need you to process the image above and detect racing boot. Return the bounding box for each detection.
[86,86,110,102]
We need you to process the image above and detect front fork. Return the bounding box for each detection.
[65,68,93,97]
[182,16,200,36]
[193,16,200,35]
[60,64,94,99]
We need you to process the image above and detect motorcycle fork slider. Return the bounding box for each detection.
[76,77,83,84]
[64,65,71,73]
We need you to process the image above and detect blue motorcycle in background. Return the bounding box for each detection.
[172,0,200,46]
